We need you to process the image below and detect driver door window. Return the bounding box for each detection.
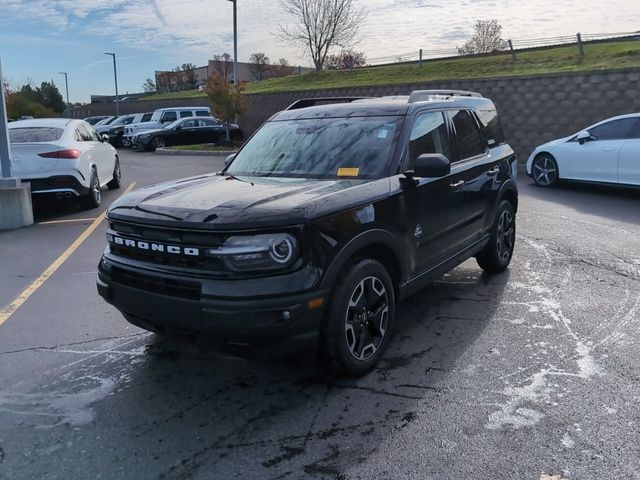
[407,111,451,166]
[590,118,639,140]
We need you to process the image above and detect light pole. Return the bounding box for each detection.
[226,0,238,90]
[104,52,119,115]
[0,59,11,179]
[59,72,70,117]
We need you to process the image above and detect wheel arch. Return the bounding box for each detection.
[497,179,518,213]
[320,229,407,299]
[533,151,560,179]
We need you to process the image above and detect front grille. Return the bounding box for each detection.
[111,267,201,300]
[108,220,228,274]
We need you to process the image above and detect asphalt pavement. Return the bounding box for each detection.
[0,150,638,480]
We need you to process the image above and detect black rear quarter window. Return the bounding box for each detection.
[477,109,505,147]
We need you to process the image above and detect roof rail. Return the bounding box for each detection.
[408,90,482,103]
[285,97,372,110]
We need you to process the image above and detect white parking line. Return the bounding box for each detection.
[0,182,137,328]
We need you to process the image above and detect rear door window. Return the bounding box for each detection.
[195,110,210,117]
[9,127,64,143]
[450,110,486,160]
[180,111,193,118]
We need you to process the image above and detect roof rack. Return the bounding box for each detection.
[285,97,372,110]
[408,90,483,103]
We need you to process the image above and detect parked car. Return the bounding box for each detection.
[94,116,117,127]
[8,118,121,209]
[83,116,110,125]
[527,113,640,187]
[131,117,243,151]
[120,112,153,147]
[97,91,518,376]
[123,106,212,143]
[97,113,154,148]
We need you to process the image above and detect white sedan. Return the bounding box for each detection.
[8,118,121,209]
[526,113,640,187]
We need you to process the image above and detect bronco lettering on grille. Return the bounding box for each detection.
[110,235,200,256]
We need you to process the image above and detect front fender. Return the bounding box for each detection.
[320,228,408,290]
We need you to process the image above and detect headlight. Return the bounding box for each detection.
[207,233,299,272]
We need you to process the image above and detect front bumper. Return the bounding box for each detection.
[97,255,330,352]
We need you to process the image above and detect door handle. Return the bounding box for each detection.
[487,166,500,176]
[450,180,465,188]
[603,148,615,152]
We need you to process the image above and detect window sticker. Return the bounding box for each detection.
[337,167,359,177]
[377,128,389,139]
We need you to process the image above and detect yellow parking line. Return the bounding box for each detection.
[39,218,98,225]
[0,182,137,327]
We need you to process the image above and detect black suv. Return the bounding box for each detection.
[97,90,518,376]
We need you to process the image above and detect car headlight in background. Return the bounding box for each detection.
[207,233,299,272]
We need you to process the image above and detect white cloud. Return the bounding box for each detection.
[2,0,640,67]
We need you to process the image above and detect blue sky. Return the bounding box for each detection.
[1,0,639,103]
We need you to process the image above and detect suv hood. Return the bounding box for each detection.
[108,173,390,229]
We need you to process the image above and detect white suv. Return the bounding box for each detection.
[123,107,212,143]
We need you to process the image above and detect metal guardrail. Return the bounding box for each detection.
[364,31,640,67]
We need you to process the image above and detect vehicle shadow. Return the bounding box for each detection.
[519,177,640,226]
[77,262,510,479]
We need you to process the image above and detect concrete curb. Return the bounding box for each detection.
[155,148,237,156]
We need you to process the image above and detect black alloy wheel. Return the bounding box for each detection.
[324,259,395,376]
[476,200,516,273]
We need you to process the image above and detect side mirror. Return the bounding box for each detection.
[101,134,109,143]
[407,153,451,178]
[577,131,593,144]
[225,153,236,166]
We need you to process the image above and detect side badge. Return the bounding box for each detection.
[414,224,423,239]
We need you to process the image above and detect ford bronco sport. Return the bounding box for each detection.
[97,90,518,376]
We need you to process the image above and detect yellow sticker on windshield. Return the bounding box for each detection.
[337,167,359,177]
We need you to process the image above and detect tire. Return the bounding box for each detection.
[323,259,395,377]
[107,157,121,190]
[476,200,516,273]
[150,136,165,151]
[531,154,559,187]
[81,168,101,210]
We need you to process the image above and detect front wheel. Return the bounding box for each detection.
[476,200,516,273]
[150,136,165,151]
[532,154,559,187]
[323,259,395,377]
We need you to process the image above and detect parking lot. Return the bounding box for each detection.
[0,150,639,479]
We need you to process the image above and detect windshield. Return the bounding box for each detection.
[226,117,402,179]
[9,127,64,143]
[95,117,114,126]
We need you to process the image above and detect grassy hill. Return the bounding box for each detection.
[141,39,640,100]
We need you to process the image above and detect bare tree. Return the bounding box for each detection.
[457,19,509,55]
[278,0,366,71]
[324,49,366,69]
[249,52,270,81]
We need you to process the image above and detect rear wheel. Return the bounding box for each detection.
[323,259,395,377]
[476,200,516,273]
[532,154,559,187]
[81,168,101,209]
[107,157,121,190]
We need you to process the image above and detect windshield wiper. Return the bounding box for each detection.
[218,171,254,186]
